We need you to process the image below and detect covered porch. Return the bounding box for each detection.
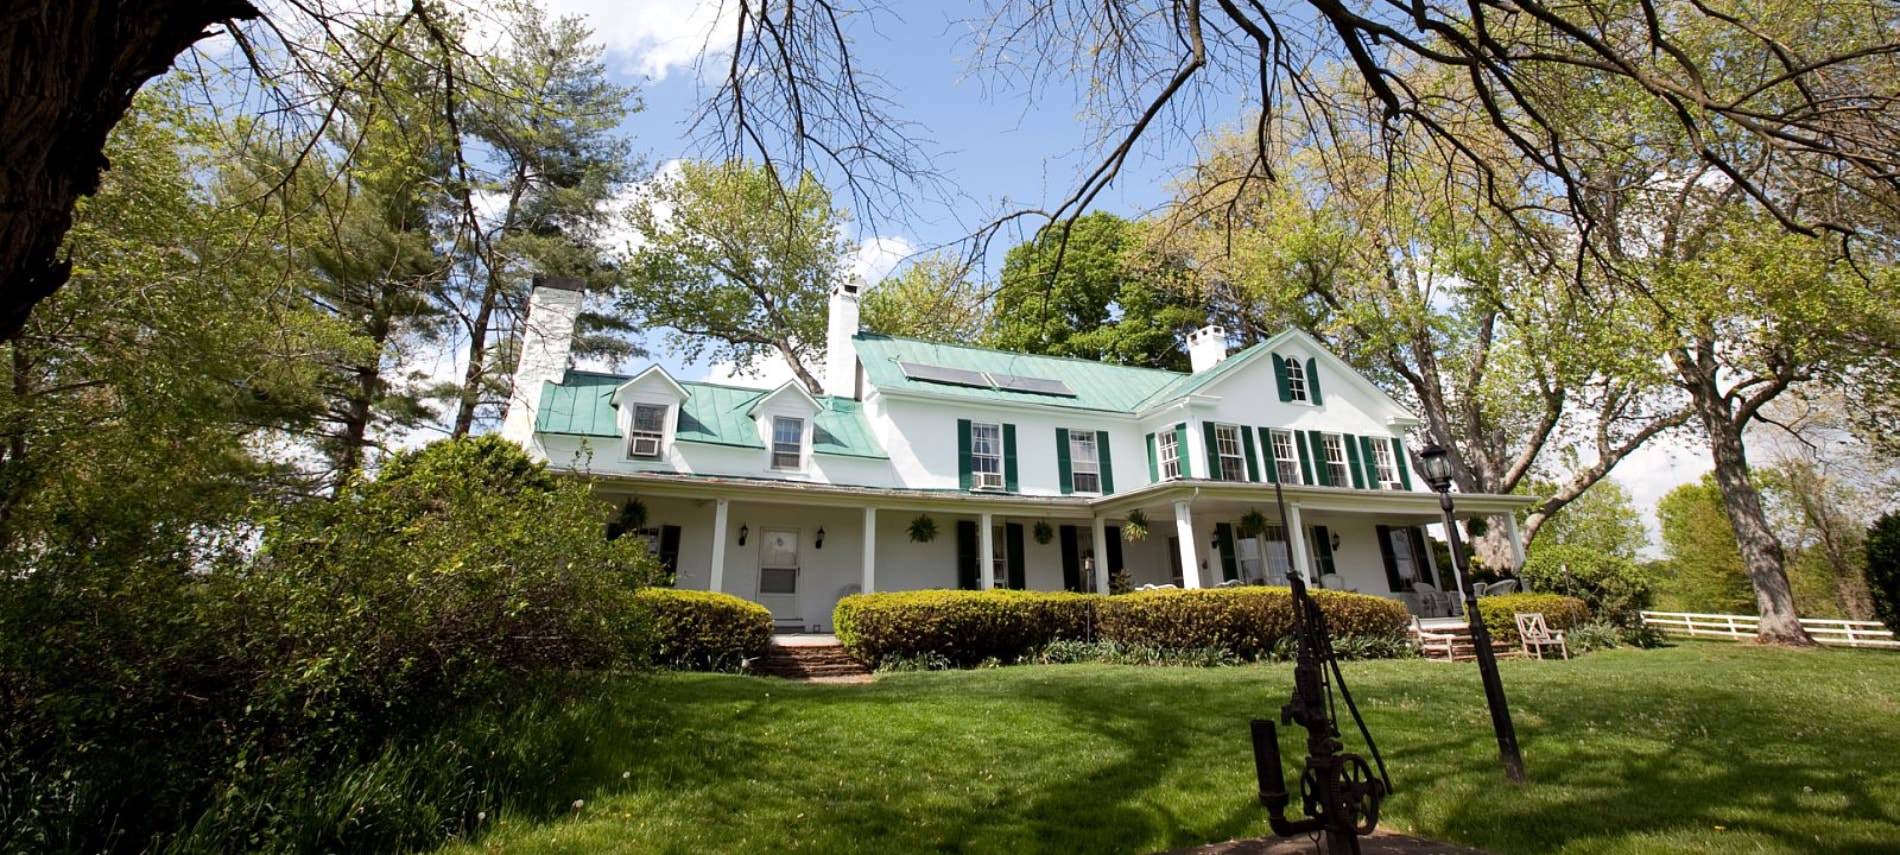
[601,474,1534,631]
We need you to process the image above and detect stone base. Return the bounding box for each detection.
[1163,830,1491,855]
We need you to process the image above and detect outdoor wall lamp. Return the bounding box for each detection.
[1418,442,1526,783]
[737,524,749,546]
[1330,531,1342,552]
[815,527,826,549]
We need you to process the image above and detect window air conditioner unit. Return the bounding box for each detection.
[974,471,1004,490]
[629,434,662,458]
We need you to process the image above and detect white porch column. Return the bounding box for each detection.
[1285,502,1311,584]
[1173,500,1202,589]
[861,506,877,594]
[1091,516,1111,594]
[708,498,730,593]
[979,512,996,590]
[1503,513,1527,571]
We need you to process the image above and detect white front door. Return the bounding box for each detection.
[757,528,801,626]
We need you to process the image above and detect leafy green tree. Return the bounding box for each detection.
[862,252,990,341]
[619,161,849,393]
[1520,543,1654,628]
[987,212,1200,370]
[1519,479,1648,561]
[1657,477,1757,614]
[1867,513,1900,635]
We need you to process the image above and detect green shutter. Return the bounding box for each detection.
[1174,423,1191,479]
[1359,436,1381,488]
[1006,523,1026,588]
[1258,427,1278,483]
[1146,432,1160,483]
[1243,427,1260,481]
[956,520,979,589]
[1216,523,1239,581]
[1344,434,1366,489]
[1313,525,1338,578]
[1375,525,1407,592]
[1098,431,1115,494]
[1056,427,1073,495]
[1310,433,1332,486]
[1392,437,1413,490]
[1295,430,1314,485]
[1272,353,1291,401]
[1306,357,1324,405]
[1059,525,1081,591]
[1203,421,1222,480]
[957,419,973,490]
[1003,423,1019,492]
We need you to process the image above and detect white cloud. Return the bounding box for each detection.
[1615,435,1712,556]
[542,0,737,80]
[852,235,916,284]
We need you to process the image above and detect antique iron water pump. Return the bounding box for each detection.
[1249,481,1392,855]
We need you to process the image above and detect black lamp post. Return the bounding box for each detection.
[1417,443,1527,784]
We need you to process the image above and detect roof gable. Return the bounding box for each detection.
[745,380,821,418]
[1140,328,1417,423]
[609,364,690,405]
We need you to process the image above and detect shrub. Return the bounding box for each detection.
[1868,512,1900,635]
[1095,587,1411,660]
[1477,592,1592,644]
[1520,544,1654,627]
[834,590,1097,666]
[638,588,774,671]
[1565,621,1627,654]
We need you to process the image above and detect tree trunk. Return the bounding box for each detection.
[0,0,258,339]
[450,276,500,438]
[1692,386,1815,646]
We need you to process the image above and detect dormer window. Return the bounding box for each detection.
[771,416,805,470]
[628,403,668,459]
[1285,358,1308,402]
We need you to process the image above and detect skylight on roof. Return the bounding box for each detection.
[897,361,1076,397]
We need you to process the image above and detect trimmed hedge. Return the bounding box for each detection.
[1096,588,1411,660]
[834,587,1411,666]
[1476,593,1592,644]
[637,588,774,671]
[834,590,1096,666]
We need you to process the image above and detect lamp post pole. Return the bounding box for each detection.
[1420,445,1526,784]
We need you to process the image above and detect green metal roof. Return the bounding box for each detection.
[535,371,888,459]
[853,333,1188,413]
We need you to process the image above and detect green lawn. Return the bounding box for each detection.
[442,643,1900,854]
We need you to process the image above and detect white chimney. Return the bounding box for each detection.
[823,278,863,398]
[1187,324,1229,373]
[500,276,585,444]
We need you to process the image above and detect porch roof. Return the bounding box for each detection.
[587,471,1533,520]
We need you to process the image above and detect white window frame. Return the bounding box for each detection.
[1157,429,1182,480]
[1270,429,1302,484]
[1215,424,1247,482]
[771,415,805,471]
[1069,429,1102,494]
[628,403,668,459]
[1285,358,1309,403]
[1322,433,1351,487]
[1371,440,1401,489]
[970,422,1004,490]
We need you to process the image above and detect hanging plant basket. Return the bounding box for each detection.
[1122,510,1150,543]
[1033,520,1054,545]
[908,514,939,543]
[1238,508,1270,539]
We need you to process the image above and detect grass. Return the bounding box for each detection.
[435,642,1900,854]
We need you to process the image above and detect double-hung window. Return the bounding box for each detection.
[628,404,667,459]
[1371,440,1401,489]
[1321,434,1350,486]
[1215,424,1247,482]
[1069,430,1102,494]
[970,422,1004,490]
[1270,429,1302,484]
[1285,359,1308,402]
[771,416,804,470]
[1157,429,1183,480]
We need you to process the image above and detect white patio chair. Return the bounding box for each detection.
[1318,573,1357,592]
[1410,616,1459,661]
[1514,612,1569,660]
[1216,578,1245,588]
[1485,579,1521,596]
[1412,581,1450,617]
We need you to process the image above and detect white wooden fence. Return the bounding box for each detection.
[1640,610,1900,649]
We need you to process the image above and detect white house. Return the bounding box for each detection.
[502,277,1535,631]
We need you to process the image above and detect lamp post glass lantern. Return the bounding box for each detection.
[1418,443,1527,783]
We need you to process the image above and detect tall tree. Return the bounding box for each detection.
[1520,479,1647,561]
[862,253,990,342]
[618,161,848,393]
[989,212,1200,370]
[440,2,639,437]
